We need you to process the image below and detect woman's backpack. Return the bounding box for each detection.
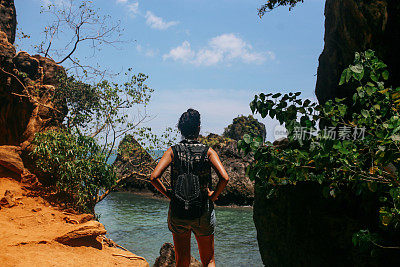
[170,143,209,220]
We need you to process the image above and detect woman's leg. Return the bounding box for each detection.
[195,234,215,267]
[173,231,191,267]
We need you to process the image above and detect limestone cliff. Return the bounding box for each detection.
[316,0,400,104]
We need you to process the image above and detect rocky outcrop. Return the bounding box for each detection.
[153,243,201,267]
[0,0,67,179]
[113,133,254,206]
[316,0,400,104]
[200,134,254,206]
[113,134,169,193]
[55,220,107,246]
[0,174,149,266]
[223,115,266,141]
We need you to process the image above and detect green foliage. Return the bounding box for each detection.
[258,0,304,17]
[223,115,266,141]
[32,130,116,212]
[239,50,400,250]
[56,69,153,135]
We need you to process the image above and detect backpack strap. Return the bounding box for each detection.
[171,144,183,174]
[198,145,209,170]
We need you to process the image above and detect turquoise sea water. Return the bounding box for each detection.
[95,192,263,266]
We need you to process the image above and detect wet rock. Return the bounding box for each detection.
[153,243,201,267]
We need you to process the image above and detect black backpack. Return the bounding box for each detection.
[170,143,209,220]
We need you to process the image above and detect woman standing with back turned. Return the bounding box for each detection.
[150,108,229,267]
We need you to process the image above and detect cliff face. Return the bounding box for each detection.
[316,0,400,104]
[0,0,66,180]
[0,2,149,265]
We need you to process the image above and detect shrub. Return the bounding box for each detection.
[32,129,116,212]
[239,50,400,250]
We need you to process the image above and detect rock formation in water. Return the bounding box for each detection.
[316,0,400,104]
[113,134,170,193]
[223,114,266,141]
[153,243,201,267]
[199,133,254,205]
[113,133,254,206]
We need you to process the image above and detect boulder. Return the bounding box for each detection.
[316,0,400,104]
[253,181,400,266]
[0,145,24,174]
[153,243,202,267]
[55,220,107,245]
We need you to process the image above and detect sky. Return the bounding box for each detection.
[14,0,325,142]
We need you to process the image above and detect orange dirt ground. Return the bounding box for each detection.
[0,171,149,267]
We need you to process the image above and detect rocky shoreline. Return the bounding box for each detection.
[113,133,256,206]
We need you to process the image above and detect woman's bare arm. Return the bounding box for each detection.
[150,147,173,200]
[207,147,229,202]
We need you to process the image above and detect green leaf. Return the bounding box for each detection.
[272,93,282,98]
[382,70,389,80]
[338,105,347,116]
[350,64,363,74]
[361,110,369,118]
[353,68,365,81]
[243,134,251,144]
[339,70,347,85]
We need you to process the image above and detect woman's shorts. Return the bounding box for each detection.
[168,201,216,236]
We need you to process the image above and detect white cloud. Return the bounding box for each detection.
[163,41,195,62]
[163,34,273,66]
[145,11,179,30]
[127,2,139,15]
[116,0,128,3]
[142,88,280,141]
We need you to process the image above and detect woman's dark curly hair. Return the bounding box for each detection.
[178,108,200,139]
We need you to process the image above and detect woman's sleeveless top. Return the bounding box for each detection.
[170,139,211,191]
